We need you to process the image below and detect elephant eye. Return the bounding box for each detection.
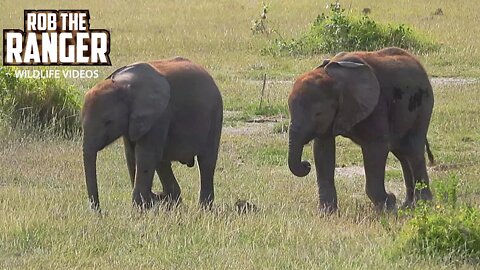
[315,112,321,117]
[104,120,113,125]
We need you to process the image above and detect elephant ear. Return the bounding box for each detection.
[324,59,380,135]
[114,63,171,141]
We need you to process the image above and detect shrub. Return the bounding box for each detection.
[263,3,437,56]
[396,176,480,261]
[0,66,81,137]
[398,204,480,260]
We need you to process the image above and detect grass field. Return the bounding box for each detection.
[1,0,480,269]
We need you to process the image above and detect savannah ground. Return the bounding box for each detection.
[1,0,480,268]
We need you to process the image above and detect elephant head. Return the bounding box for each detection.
[81,63,170,210]
[288,58,380,177]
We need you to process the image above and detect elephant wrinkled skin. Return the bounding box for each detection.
[287,47,434,212]
[82,57,223,210]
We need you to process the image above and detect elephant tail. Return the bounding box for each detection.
[425,139,435,166]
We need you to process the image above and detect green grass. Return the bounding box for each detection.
[1,0,480,268]
[1,82,480,268]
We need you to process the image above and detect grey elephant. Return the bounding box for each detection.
[287,47,434,212]
[82,57,223,210]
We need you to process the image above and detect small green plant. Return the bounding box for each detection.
[263,3,437,56]
[0,66,81,137]
[434,174,459,206]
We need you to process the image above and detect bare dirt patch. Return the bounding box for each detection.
[429,162,475,172]
[224,114,286,136]
[223,122,276,136]
[430,77,478,86]
[335,165,365,178]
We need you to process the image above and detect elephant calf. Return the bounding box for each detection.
[82,57,223,210]
[288,47,434,212]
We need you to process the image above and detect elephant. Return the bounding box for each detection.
[81,57,223,210]
[287,47,434,212]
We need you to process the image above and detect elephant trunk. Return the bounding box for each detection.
[288,127,311,177]
[83,146,100,211]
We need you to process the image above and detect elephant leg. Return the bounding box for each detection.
[198,154,216,209]
[132,117,171,208]
[408,152,433,202]
[361,142,396,211]
[123,137,136,188]
[197,116,221,209]
[392,151,415,208]
[313,136,337,212]
[132,143,158,208]
[156,161,181,203]
[395,133,433,204]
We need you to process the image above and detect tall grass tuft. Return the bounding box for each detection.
[0,66,81,138]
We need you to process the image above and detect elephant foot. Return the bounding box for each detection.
[401,199,415,209]
[200,199,214,211]
[132,191,160,209]
[157,192,182,203]
[319,201,338,214]
[401,188,433,210]
[374,192,396,212]
[199,191,214,211]
[415,187,433,202]
[156,192,182,209]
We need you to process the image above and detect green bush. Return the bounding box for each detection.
[0,66,81,137]
[397,177,480,260]
[398,205,480,259]
[263,3,437,56]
